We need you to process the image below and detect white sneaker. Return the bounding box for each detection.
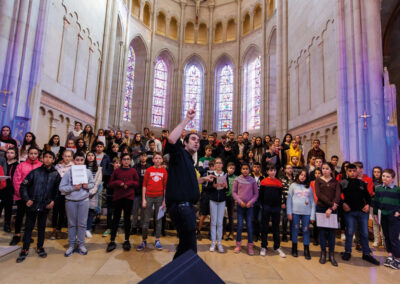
[341,233,346,241]
[260,248,267,256]
[275,247,286,258]
[217,243,224,253]
[209,242,216,252]
[372,241,379,248]
[85,230,92,238]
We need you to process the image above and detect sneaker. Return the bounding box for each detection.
[260,247,267,256]
[217,243,224,253]
[247,243,254,256]
[341,252,351,261]
[389,259,400,270]
[64,247,74,257]
[384,256,394,267]
[106,241,117,253]
[340,233,346,241]
[37,247,47,258]
[372,241,379,248]
[16,250,28,263]
[275,247,286,258]
[362,254,380,265]
[10,235,21,246]
[103,229,111,237]
[209,242,216,252]
[78,246,88,255]
[123,240,131,251]
[136,241,147,251]
[85,230,92,238]
[155,240,163,250]
[234,242,241,254]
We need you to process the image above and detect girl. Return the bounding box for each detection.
[19,132,39,162]
[315,162,341,266]
[44,135,64,162]
[85,152,102,238]
[287,169,315,259]
[209,157,228,253]
[252,137,264,164]
[106,154,139,252]
[263,135,272,150]
[245,149,256,170]
[51,150,74,240]
[336,161,350,182]
[80,124,96,151]
[311,168,322,245]
[76,138,88,155]
[371,166,383,247]
[66,122,83,146]
[131,133,145,161]
[114,130,124,146]
[0,126,17,158]
[232,163,258,255]
[281,133,292,165]
[0,148,15,232]
[105,129,115,154]
[60,152,94,256]
[94,129,106,150]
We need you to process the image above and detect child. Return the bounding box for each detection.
[112,157,121,169]
[197,160,216,240]
[280,164,294,242]
[10,147,42,245]
[287,169,315,259]
[371,166,383,247]
[16,151,61,263]
[107,154,139,252]
[310,168,322,245]
[259,164,286,258]
[250,162,265,242]
[232,163,258,255]
[373,168,400,269]
[60,152,95,256]
[224,162,236,241]
[198,145,215,174]
[85,152,102,238]
[1,148,18,232]
[290,156,302,178]
[51,150,74,240]
[208,157,228,253]
[137,152,167,251]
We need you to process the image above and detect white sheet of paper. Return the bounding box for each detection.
[378,209,381,224]
[98,136,106,145]
[71,165,88,185]
[0,176,10,181]
[316,213,339,229]
[157,206,165,220]
[216,174,227,190]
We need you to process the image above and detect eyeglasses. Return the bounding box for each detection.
[215,162,223,164]
[122,158,131,161]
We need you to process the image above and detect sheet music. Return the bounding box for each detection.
[316,213,339,229]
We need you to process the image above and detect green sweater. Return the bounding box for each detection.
[226,174,237,197]
[373,184,400,216]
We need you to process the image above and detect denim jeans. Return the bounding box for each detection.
[317,206,336,251]
[292,214,311,245]
[210,200,225,243]
[86,209,96,230]
[236,205,253,243]
[344,211,371,254]
[131,196,144,229]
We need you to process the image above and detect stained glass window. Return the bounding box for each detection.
[247,56,261,130]
[183,64,203,131]
[217,65,234,131]
[123,46,136,122]
[151,58,168,128]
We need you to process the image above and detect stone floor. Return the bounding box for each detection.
[0,227,398,284]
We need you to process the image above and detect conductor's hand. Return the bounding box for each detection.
[186,103,196,120]
[204,175,216,183]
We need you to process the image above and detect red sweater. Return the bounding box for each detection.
[143,166,167,198]
[362,174,374,196]
[109,167,139,201]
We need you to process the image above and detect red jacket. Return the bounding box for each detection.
[109,167,139,201]
[13,159,42,201]
[0,166,6,189]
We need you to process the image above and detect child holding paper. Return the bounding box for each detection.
[315,162,341,266]
[59,152,94,257]
[137,152,167,251]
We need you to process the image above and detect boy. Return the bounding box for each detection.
[331,155,340,176]
[340,164,379,265]
[250,162,264,242]
[137,152,167,251]
[197,160,216,240]
[95,142,113,237]
[290,156,302,178]
[374,168,400,269]
[310,157,323,181]
[132,152,151,235]
[259,164,286,258]
[112,157,121,170]
[16,151,61,263]
[279,164,294,242]
[224,162,236,240]
[198,145,215,174]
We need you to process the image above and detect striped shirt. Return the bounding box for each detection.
[373,184,400,216]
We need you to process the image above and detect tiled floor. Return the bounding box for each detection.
[0,228,398,283]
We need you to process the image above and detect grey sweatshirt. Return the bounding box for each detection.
[286,183,316,220]
[59,168,95,201]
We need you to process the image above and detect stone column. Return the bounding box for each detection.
[205,4,215,131]
[235,0,242,133]
[262,0,267,136]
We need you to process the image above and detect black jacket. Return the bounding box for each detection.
[340,178,371,211]
[5,161,19,195]
[208,172,228,202]
[20,165,61,212]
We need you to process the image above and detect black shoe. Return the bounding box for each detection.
[123,240,131,251]
[138,227,142,234]
[356,243,362,251]
[291,243,298,257]
[362,254,380,265]
[37,247,47,258]
[130,227,137,235]
[254,235,259,243]
[4,224,11,233]
[304,245,311,260]
[341,252,351,261]
[196,230,202,241]
[329,251,338,267]
[319,250,326,264]
[10,235,21,246]
[16,250,28,263]
[30,238,34,243]
[106,241,117,252]
[282,234,288,242]
[313,240,319,246]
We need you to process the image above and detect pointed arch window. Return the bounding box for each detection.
[123,46,136,122]
[151,58,168,128]
[246,55,261,130]
[216,64,234,131]
[183,62,203,131]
